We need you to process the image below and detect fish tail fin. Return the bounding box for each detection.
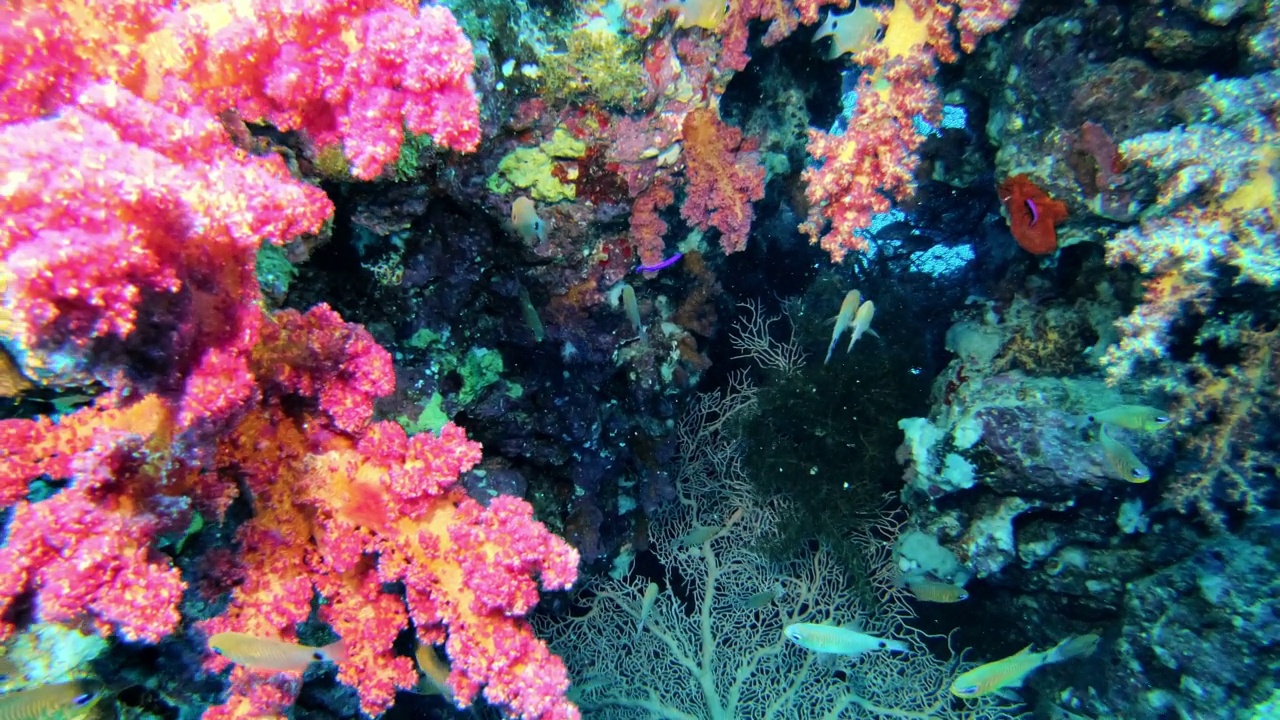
[1047,634,1099,665]
[846,329,863,353]
[885,638,911,654]
[812,18,833,42]
[319,639,347,664]
[824,341,836,365]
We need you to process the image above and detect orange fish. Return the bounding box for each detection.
[0,680,103,720]
[208,632,346,673]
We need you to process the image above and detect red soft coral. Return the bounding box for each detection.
[999,174,1068,255]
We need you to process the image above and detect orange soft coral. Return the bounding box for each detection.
[680,109,765,256]
[999,174,1068,255]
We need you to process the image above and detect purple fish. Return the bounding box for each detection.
[1025,198,1040,226]
[637,252,683,274]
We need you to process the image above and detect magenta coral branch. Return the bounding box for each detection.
[0,4,583,720]
[637,252,684,273]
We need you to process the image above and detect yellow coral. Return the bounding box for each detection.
[314,143,354,181]
[537,29,648,111]
[487,129,586,203]
[1165,322,1278,529]
[362,250,404,286]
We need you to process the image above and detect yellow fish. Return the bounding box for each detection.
[207,632,346,673]
[0,655,18,680]
[825,289,861,364]
[1088,405,1171,432]
[665,0,732,30]
[1099,425,1150,483]
[511,196,546,245]
[846,299,876,353]
[783,623,908,656]
[0,680,103,720]
[905,576,969,603]
[812,1,881,59]
[414,643,456,705]
[951,634,1099,698]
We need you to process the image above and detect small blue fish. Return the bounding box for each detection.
[0,680,103,720]
[741,583,784,609]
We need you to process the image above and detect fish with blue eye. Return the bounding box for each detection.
[0,679,104,719]
[903,575,969,603]
[1099,425,1151,483]
[783,623,909,657]
[208,631,346,673]
[1087,405,1171,433]
[951,634,1099,698]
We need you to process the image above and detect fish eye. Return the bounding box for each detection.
[312,651,325,661]
[73,693,95,706]
[1156,416,1170,424]
[877,641,886,648]
[1132,468,1148,479]
[958,685,978,696]
[211,647,224,656]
